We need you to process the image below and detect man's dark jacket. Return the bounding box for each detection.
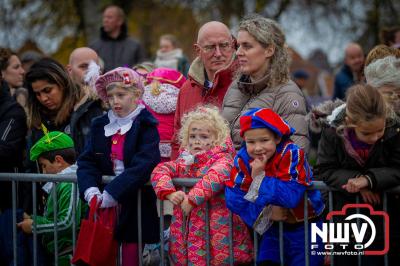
[90,23,146,72]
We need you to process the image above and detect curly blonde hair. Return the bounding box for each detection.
[179,105,229,149]
[238,14,290,87]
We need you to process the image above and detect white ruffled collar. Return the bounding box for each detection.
[104,104,145,136]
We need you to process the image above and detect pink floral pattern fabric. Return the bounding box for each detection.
[151,139,253,265]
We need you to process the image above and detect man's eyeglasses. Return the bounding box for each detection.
[199,42,232,54]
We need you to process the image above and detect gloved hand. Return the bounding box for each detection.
[100,190,118,208]
[84,187,102,204]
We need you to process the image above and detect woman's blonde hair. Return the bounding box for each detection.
[338,84,387,134]
[238,14,290,87]
[179,105,229,148]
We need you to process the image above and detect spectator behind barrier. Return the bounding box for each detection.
[0,47,26,99]
[365,56,400,116]
[0,72,27,212]
[222,14,309,151]
[90,5,146,72]
[225,108,324,266]
[332,43,364,100]
[77,67,160,265]
[66,47,105,154]
[152,105,253,265]
[1,131,85,266]
[315,84,400,265]
[171,21,237,159]
[154,34,190,77]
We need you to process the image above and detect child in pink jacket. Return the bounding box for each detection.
[151,106,253,266]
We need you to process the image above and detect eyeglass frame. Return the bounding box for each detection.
[195,40,234,55]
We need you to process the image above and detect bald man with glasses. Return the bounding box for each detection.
[171,21,238,159]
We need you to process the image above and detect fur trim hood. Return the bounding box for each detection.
[307,99,400,133]
[306,99,346,133]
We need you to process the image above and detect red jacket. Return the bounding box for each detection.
[171,56,238,159]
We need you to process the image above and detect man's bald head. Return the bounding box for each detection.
[195,21,234,80]
[67,47,99,86]
[197,21,232,44]
[344,43,365,73]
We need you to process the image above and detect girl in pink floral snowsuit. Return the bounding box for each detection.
[151,106,253,266]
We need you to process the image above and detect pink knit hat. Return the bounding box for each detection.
[146,68,186,88]
[95,67,145,102]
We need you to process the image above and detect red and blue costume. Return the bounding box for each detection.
[225,108,325,265]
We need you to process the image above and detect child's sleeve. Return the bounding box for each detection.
[187,156,231,206]
[225,159,268,228]
[34,183,76,236]
[103,123,161,202]
[225,186,265,227]
[252,144,310,209]
[77,129,103,199]
[316,127,361,189]
[151,161,180,200]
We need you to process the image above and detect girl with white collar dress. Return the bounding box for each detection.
[77,67,160,266]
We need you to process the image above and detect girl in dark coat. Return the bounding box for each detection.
[77,67,160,266]
[314,84,400,265]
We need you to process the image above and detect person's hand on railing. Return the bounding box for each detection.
[360,189,381,205]
[181,195,194,216]
[166,191,185,205]
[342,176,369,193]
[17,218,33,234]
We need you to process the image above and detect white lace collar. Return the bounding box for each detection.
[104,104,146,136]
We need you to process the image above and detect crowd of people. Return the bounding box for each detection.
[0,4,400,266]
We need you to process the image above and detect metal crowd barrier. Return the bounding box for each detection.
[0,173,399,266]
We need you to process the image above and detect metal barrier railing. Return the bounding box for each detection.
[0,173,399,266]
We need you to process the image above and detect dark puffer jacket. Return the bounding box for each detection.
[0,81,27,211]
[69,96,104,155]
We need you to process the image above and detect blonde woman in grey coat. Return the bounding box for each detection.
[222,14,309,151]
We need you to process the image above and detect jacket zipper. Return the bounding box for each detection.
[1,118,14,141]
